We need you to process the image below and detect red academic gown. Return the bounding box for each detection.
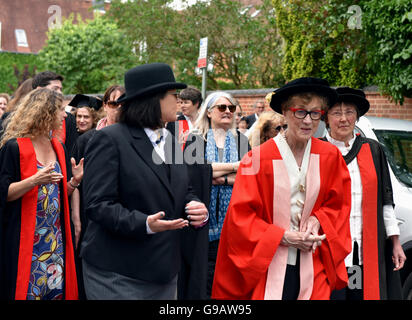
[211,137,352,300]
[0,137,78,300]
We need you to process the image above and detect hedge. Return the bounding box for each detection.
[0,51,41,95]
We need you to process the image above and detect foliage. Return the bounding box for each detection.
[363,0,412,103]
[38,14,136,94]
[273,0,368,88]
[273,0,411,103]
[107,0,285,90]
[0,52,40,94]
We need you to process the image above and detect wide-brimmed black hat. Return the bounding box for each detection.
[69,94,103,111]
[268,77,337,113]
[334,87,370,117]
[116,63,187,104]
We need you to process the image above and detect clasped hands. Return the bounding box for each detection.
[147,200,208,233]
[281,216,326,253]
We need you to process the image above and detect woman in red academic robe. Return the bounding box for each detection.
[212,78,352,300]
[325,87,405,300]
[166,87,202,150]
[0,88,82,300]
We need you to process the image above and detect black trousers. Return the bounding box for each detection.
[207,240,219,298]
[330,241,364,300]
[282,253,301,300]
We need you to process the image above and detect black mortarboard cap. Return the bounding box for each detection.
[69,94,103,111]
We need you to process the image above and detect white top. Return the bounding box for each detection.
[183,115,194,131]
[144,127,169,162]
[143,127,169,234]
[275,134,312,265]
[326,131,400,266]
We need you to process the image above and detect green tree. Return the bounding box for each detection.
[108,0,284,90]
[273,0,368,88]
[273,0,411,104]
[38,14,136,94]
[0,52,39,94]
[363,0,412,104]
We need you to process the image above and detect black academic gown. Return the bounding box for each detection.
[72,128,97,246]
[70,128,97,300]
[325,135,403,300]
[0,138,78,300]
[179,130,250,299]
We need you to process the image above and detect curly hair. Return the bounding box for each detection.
[0,88,63,147]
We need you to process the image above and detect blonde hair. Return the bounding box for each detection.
[193,91,238,140]
[0,88,63,147]
[249,111,285,148]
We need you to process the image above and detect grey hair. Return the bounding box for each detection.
[193,91,238,139]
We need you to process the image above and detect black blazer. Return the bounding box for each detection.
[80,123,198,284]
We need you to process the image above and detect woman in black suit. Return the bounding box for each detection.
[80,63,208,300]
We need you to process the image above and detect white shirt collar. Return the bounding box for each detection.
[325,130,356,149]
[144,127,169,145]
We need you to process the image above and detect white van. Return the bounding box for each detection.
[315,116,412,299]
[353,116,412,299]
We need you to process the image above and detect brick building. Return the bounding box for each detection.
[2,0,411,120]
[0,0,259,54]
[0,0,98,53]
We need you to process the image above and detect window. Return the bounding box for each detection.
[15,29,28,47]
[374,129,412,188]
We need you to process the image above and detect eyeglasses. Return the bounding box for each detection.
[106,100,121,108]
[328,110,357,119]
[214,104,236,113]
[275,124,288,131]
[290,107,324,120]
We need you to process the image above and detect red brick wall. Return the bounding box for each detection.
[0,0,94,53]
[221,89,412,121]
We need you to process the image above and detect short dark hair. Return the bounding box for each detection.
[179,87,203,109]
[119,92,166,129]
[32,71,64,89]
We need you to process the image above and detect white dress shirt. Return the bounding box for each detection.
[144,127,169,162]
[143,127,169,234]
[326,131,400,266]
[275,134,312,265]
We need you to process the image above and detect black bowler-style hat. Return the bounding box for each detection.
[334,87,370,117]
[69,94,103,111]
[116,63,187,104]
[268,77,337,113]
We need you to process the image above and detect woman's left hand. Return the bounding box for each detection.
[71,157,84,184]
[185,201,209,227]
[391,236,406,271]
[300,215,325,252]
